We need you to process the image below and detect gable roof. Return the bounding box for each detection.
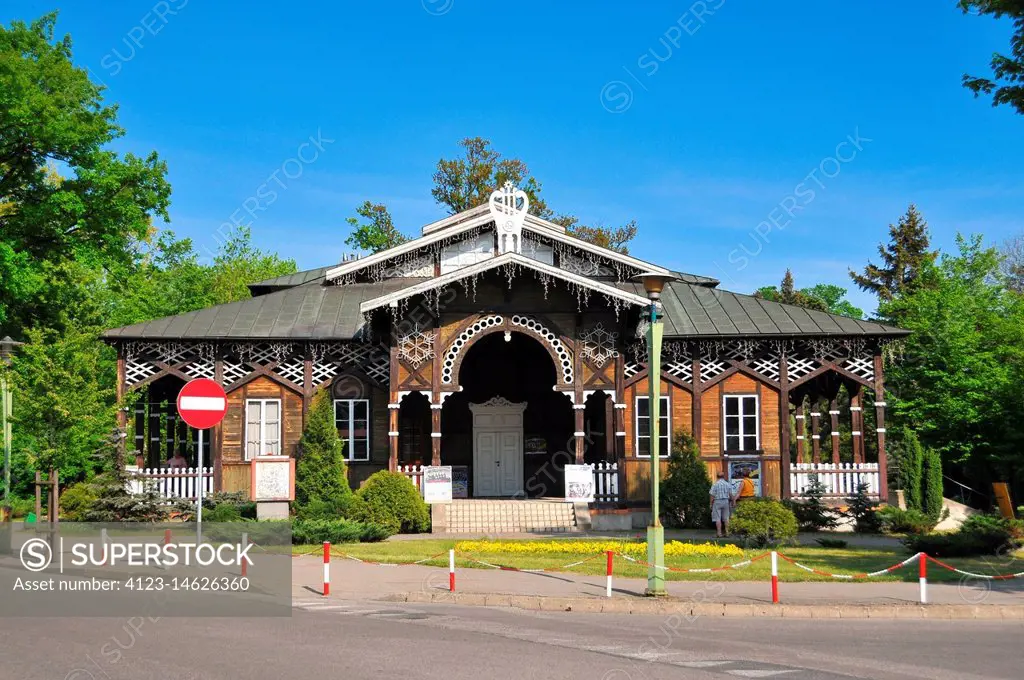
[359,252,651,313]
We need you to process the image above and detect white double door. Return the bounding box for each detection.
[474,430,523,497]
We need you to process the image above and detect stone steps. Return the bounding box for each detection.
[444,500,579,533]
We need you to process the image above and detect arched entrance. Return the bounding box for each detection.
[440,332,574,497]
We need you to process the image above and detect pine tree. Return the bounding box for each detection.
[850,205,936,302]
[921,447,944,521]
[295,388,351,508]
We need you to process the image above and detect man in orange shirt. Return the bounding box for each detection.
[736,469,757,502]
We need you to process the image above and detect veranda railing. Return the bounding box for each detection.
[789,462,880,499]
[126,465,214,501]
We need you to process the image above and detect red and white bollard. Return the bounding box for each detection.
[770,551,780,604]
[164,528,172,546]
[918,552,928,604]
[241,532,248,578]
[606,550,614,598]
[323,542,331,597]
[101,528,109,566]
[449,549,456,592]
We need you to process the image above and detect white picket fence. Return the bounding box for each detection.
[397,462,621,502]
[593,461,620,503]
[790,462,880,499]
[397,464,424,492]
[125,466,214,501]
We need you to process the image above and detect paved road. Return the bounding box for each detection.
[3,600,1020,680]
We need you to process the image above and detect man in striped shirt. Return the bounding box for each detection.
[709,472,737,537]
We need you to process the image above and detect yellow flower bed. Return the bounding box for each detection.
[455,540,742,559]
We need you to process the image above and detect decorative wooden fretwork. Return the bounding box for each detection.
[310,341,390,388]
[124,341,215,388]
[578,323,619,368]
[622,337,879,389]
[440,313,574,386]
[397,323,435,367]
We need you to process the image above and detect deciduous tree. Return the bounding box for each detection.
[960,1,1024,115]
[344,201,408,254]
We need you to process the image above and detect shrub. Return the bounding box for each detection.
[7,496,34,519]
[875,506,934,535]
[60,482,98,521]
[903,514,1023,557]
[921,447,944,521]
[295,388,351,509]
[659,430,711,529]
[204,491,257,519]
[846,482,881,533]
[730,498,798,547]
[206,503,243,522]
[292,518,391,544]
[355,471,430,534]
[83,462,169,522]
[785,476,839,531]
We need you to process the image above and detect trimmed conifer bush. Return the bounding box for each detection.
[295,388,351,510]
[659,430,711,529]
[922,446,944,522]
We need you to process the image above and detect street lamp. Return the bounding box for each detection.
[631,273,679,596]
[1,336,24,515]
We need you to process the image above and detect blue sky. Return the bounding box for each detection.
[5,1,1022,314]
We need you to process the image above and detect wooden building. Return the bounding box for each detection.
[104,189,907,504]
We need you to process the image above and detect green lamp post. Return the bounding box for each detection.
[1,335,23,515]
[632,273,679,596]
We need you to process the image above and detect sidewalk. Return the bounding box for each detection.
[292,554,1024,618]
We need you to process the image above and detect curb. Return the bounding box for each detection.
[379,592,1024,620]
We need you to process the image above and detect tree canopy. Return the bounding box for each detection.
[849,205,935,303]
[960,1,1024,115]
[754,270,864,318]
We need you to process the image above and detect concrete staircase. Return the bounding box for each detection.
[444,499,579,534]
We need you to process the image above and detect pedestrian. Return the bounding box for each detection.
[736,469,756,502]
[709,472,737,537]
[166,451,187,469]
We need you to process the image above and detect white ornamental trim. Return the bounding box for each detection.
[388,431,400,437]
[615,431,627,436]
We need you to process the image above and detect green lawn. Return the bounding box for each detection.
[293,538,1024,583]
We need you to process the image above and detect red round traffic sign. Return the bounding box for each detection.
[176,378,228,430]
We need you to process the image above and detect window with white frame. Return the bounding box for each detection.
[245,399,281,459]
[335,399,371,462]
[724,394,759,451]
[636,395,670,458]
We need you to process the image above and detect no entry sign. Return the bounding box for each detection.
[176,378,228,430]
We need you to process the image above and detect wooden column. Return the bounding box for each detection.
[691,343,702,447]
[850,385,864,464]
[302,344,313,426]
[794,400,805,464]
[388,346,399,472]
[779,352,791,498]
[573,317,585,464]
[213,354,224,492]
[829,398,841,464]
[604,398,615,459]
[116,347,127,468]
[873,350,888,499]
[810,401,822,464]
[431,321,442,466]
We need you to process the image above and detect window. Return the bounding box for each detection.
[724,394,759,452]
[245,399,281,460]
[636,395,670,458]
[335,399,371,461]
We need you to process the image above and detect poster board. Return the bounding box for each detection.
[728,459,762,497]
[250,457,295,502]
[422,465,453,504]
[564,464,595,503]
[452,466,469,499]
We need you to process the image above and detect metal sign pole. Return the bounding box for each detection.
[197,428,204,543]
